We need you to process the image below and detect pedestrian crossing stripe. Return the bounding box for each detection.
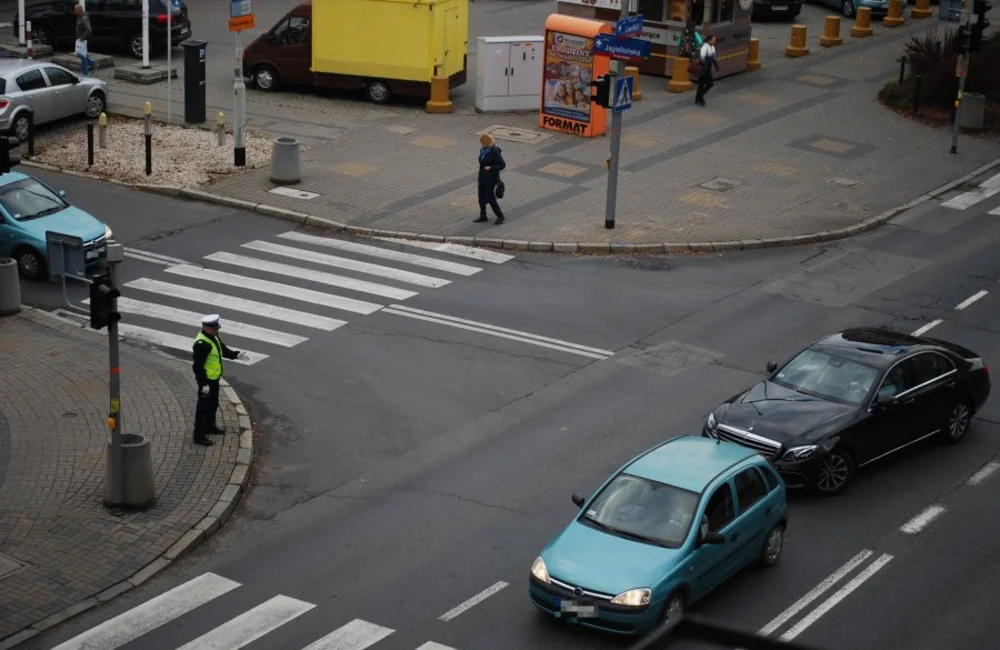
[941,171,1000,210]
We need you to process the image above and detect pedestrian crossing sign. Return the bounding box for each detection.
[613,76,634,113]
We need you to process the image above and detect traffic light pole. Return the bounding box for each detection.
[604,1,630,230]
[106,247,124,507]
[951,0,971,154]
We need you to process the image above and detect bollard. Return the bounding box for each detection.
[98,112,107,148]
[625,65,642,101]
[0,257,21,316]
[883,0,904,27]
[747,37,762,71]
[820,16,843,46]
[25,111,34,158]
[667,57,694,93]
[912,0,932,18]
[143,101,152,176]
[216,112,225,147]
[103,433,156,509]
[913,74,922,114]
[86,121,94,167]
[785,24,809,57]
[851,7,873,37]
[425,75,454,114]
[26,20,31,60]
[270,137,301,184]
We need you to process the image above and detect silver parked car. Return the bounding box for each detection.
[0,59,108,143]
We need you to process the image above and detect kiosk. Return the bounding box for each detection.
[555,0,751,79]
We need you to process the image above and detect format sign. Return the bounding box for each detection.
[593,34,652,62]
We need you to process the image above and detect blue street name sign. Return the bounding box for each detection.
[231,0,252,19]
[613,76,633,113]
[615,14,644,39]
[594,34,651,62]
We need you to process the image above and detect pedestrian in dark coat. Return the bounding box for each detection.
[475,134,505,225]
[695,34,721,107]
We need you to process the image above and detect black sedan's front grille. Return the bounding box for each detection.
[716,425,781,460]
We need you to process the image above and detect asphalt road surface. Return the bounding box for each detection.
[13,166,1000,650]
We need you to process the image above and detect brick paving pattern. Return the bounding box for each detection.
[0,310,241,642]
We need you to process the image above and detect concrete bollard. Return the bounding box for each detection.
[104,433,156,509]
[667,57,694,93]
[912,0,932,18]
[98,112,107,148]
[270,137,301,184]
[625,66,642,100]
[883,0,905,27]
[820,16,843,46]
[785,24,809,57]
[851,7,874,37]
[216,112,225,147]
[748,37,762,71]
[425,75,454,114]
[959,93,986,131]
[0,257,21,316]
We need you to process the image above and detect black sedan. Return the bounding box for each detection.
[703,328,991,495]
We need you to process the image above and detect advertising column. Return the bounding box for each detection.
[539,14,612,138]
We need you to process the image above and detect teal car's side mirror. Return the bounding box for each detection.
[571,493,585,508]
[700,531,725,545]
[58,190,66,197]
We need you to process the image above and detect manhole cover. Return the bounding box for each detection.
[699,177,744,192]
[477,124,553,144]
[0,553,27,581]
[269,187,320,200]
[828,177,864,188]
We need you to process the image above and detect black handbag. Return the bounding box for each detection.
[495,179,505,200]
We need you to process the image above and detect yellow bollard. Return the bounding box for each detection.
[820,16,843,46]
[98,111,108,149]
[883,0,905,27]
[912,0,932,18]
[747,37,762,71]
[425,75,453,114]
[667,57,694,93]
[625,66,642,101]
[785,24,809,57]
[216,112,226,146]
[851,7,874,37]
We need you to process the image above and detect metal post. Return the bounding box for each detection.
[18,0,25,46]
[26,111,33,158]
[144,101,152,175]
[914,74,922,115]
[141,0,149,69]
[898,55,906,85]
[234,30,246,167]
[604,1,630,230]
[217,112,225,146]
[167,3,172,125]
[951,0,971,154]
[26,20,32,60]
[107,256,123,506]
[87,120,94,167]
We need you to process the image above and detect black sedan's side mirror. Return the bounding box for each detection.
[874,393,897,409]
[766,360,777,373]
[571,493,585,508]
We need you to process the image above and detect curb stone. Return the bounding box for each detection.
[19,151,1000,258]
[0,308,256,650]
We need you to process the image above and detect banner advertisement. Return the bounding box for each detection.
[542,30,595,125]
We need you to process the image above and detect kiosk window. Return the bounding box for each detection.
[705,0,734,23]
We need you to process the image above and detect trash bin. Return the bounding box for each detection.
[104,433,156,509]
[0,257,20,316]
[270,137,301,185]
[959,93,985,131]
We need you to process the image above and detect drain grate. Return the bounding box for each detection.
[0,552,28,581]
[699,177,744,192]
[477,124,553,145]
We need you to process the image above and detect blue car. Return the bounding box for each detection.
[0,172,111,280]
[529,436,788,636]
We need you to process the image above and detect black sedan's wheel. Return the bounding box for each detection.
[760,525,784,567]
[32,26,54,47]
[942,400,972,444]
[814,448,854,496]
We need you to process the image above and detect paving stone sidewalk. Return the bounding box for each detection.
[0,309,252,647]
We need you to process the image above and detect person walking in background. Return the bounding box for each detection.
[695,34,720,107]
[475,134,506,225]
[74,4,96,76]
[192,314,247,447]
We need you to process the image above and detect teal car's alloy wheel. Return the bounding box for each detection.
[762,526,784,566]
[662,593,684,624]
[16,248,43,280]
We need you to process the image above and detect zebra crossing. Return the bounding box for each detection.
[50,572,457,650]
[75,231,615,364]
[942,170,1000,212]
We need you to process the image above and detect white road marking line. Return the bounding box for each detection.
[900,504,946,534]
[176,594,314,650]
[982,171,1000,190]
[205,251,417,301]
[911,320,943,337]
[299,619,395,650]
[125,251,173,266]
[243,240,450,288]
[968,461,1000,486]
[372,237,515,264]
[124,279,347,331]
[123,247,188,265]
[438,581,509,621]
[989,206,1000,216]
[165,265,383,316]
[84,297,307,347]
[51,573,240,650]
[955,290,988,310]
[941,187,1000,210]
[414,644,459,650]
[382,307,612,360]
[387,304,615,357]
[779,554,893,641]
[279,231,482,276]
[758,549,873,636]
[117,324,269,365]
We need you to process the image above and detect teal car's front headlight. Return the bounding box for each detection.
[531,556,550,584]
[104,225,114,241]
[610,588,651,607]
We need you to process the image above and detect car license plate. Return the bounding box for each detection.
[772,4,789,9]
[556,598,598,618]
[86,247,105,260]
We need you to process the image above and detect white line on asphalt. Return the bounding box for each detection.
[123,247,188,265]
[176,594,314,650]
[911,320,943,337]
[387,304,615,356]
[955,290,989,310]
[279,231,483,276]
[438,581,509,621]
[205,251,418,300]
[124,278,347,331]
[900,504,947,534]
[982,171,1000,190]
[117,324,269,365]
[165,265,384,315]
[243,240,451,288]
[299,619,395,650]
[967,461,1000,486]
[780,554,893,641]
[989,206,1000,216]
[758,549,874,636]
[372,237,515,264]
[414,644,459,650]
[51,573,240,650]
[941,187,1000,210]
[124,251,173,266]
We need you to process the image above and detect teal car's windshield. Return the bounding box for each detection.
[580,474,699,548]
[0,179,68,221]
[772,347,880,406]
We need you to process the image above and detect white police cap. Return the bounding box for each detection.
[201,314,221,326]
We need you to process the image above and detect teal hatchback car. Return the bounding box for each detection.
[529,436,787,635]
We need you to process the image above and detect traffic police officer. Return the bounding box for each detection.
[192,314,247,446]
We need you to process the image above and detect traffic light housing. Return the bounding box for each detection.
[592,76,612,109]
[970,0,991,51]
[89,273,121,330]
[0,136,20,174]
